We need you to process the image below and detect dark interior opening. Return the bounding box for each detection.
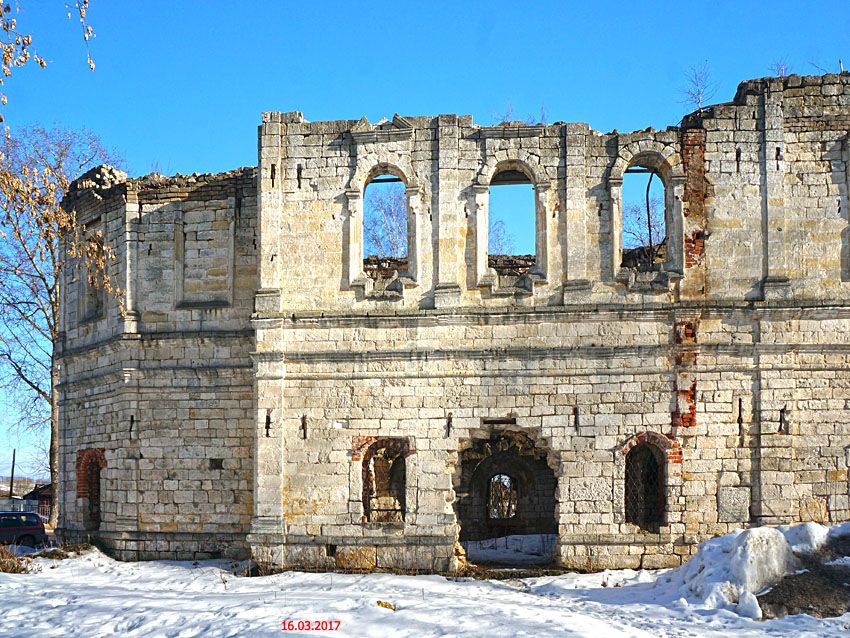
[625,442,666,532]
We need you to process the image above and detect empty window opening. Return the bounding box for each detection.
[80,225,106,322]
[621,166,667,271]
[488,474,518,519]
[363,439,408,523]
[625,442,666,532]
[454,432,557,566]
[488,169,535,276]
[363,173,408,279]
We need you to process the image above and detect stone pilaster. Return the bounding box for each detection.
[434,115,462,307]
[760,80,790,300]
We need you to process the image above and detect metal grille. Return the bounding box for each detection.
[625,443,664,531]
[86,462,101,530]
[487,473,518,519]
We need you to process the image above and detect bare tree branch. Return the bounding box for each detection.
[622,191,666,270]
[0,125,119,519]
[769,59,792,77]
[488,218,515,255]
[681,62,717,113]
[364,181,407,258]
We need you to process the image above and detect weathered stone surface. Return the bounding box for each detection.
[718,487,751,524]
[335,546,377,570]
[57,73,850,571]
[641,553,682,570]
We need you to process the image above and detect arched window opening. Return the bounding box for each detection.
[363,440,407,523]
[621,165,667,271]
[487,473,518,519]
[84,461,102,531]
[363,173,408,279]
[488,169,535,277]
[76,448,106,532]
[625,442,665,532]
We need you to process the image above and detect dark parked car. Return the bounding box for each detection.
[0,511,48,548]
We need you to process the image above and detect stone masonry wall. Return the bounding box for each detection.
[58,169,258,560]
[59,73,850,570]
[250,73,850,571]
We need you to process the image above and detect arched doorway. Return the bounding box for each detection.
[454,431,557,565]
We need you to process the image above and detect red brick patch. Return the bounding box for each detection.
[671,379,698,429]
[621,431,682,464]
[75,448,107,498]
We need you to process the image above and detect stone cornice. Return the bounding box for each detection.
[250,301,850,330]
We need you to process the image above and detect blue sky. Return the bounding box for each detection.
[1,0,848,476]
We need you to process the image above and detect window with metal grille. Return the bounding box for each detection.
[487,473,518,519]
[85,461,102,531]
[625,442,665,531]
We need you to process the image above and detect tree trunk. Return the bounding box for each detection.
[49,355,59,528]
[645,172,655,269]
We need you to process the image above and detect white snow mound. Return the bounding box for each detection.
[729,527,796,595]
[782,521,829,554]
[657,521,833,618]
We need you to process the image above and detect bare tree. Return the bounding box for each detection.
[681,62,717,113]
[363,182,517,259]
[0,126,119,523]
[493,102,548,126]
[487,474,516,519]
[622,185,665,270]
[492,101,515,125]
[769,59,792,77]
[0,2,95,121]
[524,105,547,126]
[488,218,515,255]
[364,181,407,258]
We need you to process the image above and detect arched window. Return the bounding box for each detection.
[487,473,518,519]
[625,442,665,531]
[76,448,106,532]
[362,439,408,523]
[621,163,668,271]
[363,172,408,278]
[488,167,535,277]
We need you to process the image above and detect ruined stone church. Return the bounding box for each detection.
[58,73,850,571]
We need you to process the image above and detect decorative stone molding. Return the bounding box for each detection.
[350,114,414,144]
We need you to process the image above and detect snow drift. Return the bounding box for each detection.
[657,521,850,620]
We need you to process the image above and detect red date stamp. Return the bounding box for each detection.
[281,620,341,631]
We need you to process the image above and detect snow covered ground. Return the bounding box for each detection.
[0,524,849,637]
[463,533,556,565]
